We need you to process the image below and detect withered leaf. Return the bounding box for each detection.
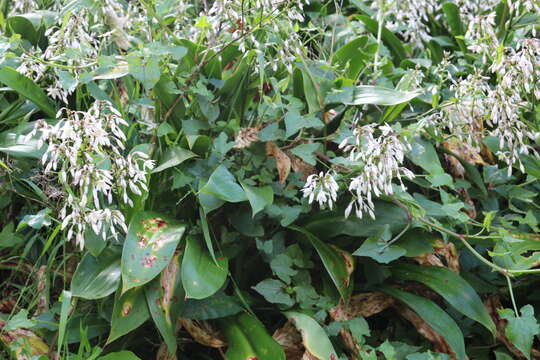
[266,141,291,184]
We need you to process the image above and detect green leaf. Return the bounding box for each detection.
[145,253,184,355]
[182,293,243,320]
[284,312,337,360]
[4,310,36,330]
[380,286,466,360]
[354,15,407,64]
[332,36,371,79]
[181,236,228,299]
[284,111,324,138]
[127,55,161,89]
[0,66,56,118]
[498,305,540,360]
[408,137,445,175]
[199,165,247,203]
[8,16,39,44]
[290,143,321,166]
[240,182,274,217]
[304,201,409,238]
[442,2,465,36]
[0,222,24,249]
[121,212,186,293]
[98,351,142,360]
[108,286,150,343]
[391,264,496,335]
[353,237,406,264]
[289,226,351,299]
[253,279,295,307]
[71,248,121,300]
[326,85,421,106]
[219,313,285,360]
[152,147,197,173]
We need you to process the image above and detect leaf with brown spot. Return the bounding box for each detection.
[145,252,185,356]
[178,318,227,348]
[121,212,186,294]
[414,240,460,273]
[266,141,291,184]
[0,319,49,360]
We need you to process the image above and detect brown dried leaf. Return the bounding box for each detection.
[233,127,260,149]
[414,240,460,273]
[273,321,304,360]
[266,141,291,183]
[394,305,456,359]
[289,154,315,181]
[330,245,354,289]
[329,292,394,321]
[156,343,177,360]
[178,318,227,348]
[323,109,337,124]
[0,319,49,360]
[442,138,485,179]
[36,265,48,315]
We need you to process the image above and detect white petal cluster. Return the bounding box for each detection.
[370,0,500,48]
[301,171,339,210]
[428,39,540,173]
[340,124,414,219]
[31,101,154,249]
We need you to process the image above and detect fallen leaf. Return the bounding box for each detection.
[329,292,394,321]
[272,321,304,360]
[266,142,291,184]
[289,154,315,181]
[394,305,456,359]
[178,318,227,348]
[442,138,485,179]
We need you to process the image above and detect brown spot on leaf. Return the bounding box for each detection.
[142,255,157,267]
[330,292,394,321]
[272,321,304,360]
[122,303,132,316]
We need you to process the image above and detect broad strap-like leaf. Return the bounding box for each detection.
[0,66,56,118]
[108,287,150,343]
[181,236,228,299]
[380,286,466,360]
[289,225,352,299]
[121,212,186,293]
[391,264,496,335]
[284,311,337,360]
[71,248,121,300]
[219,313,285,360]
[145,253,185,355]
[326,85,421,106]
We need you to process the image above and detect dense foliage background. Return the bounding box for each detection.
[1,0,540,359]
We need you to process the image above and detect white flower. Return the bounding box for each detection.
[34,100,153,250]
[301,171,339,210]
[340,123,414,220]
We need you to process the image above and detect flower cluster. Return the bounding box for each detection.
[340,124,415,219]
[427,39,540,173]
[30,101,154,249]
[370,0,499,48]
[301,171,339,210]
